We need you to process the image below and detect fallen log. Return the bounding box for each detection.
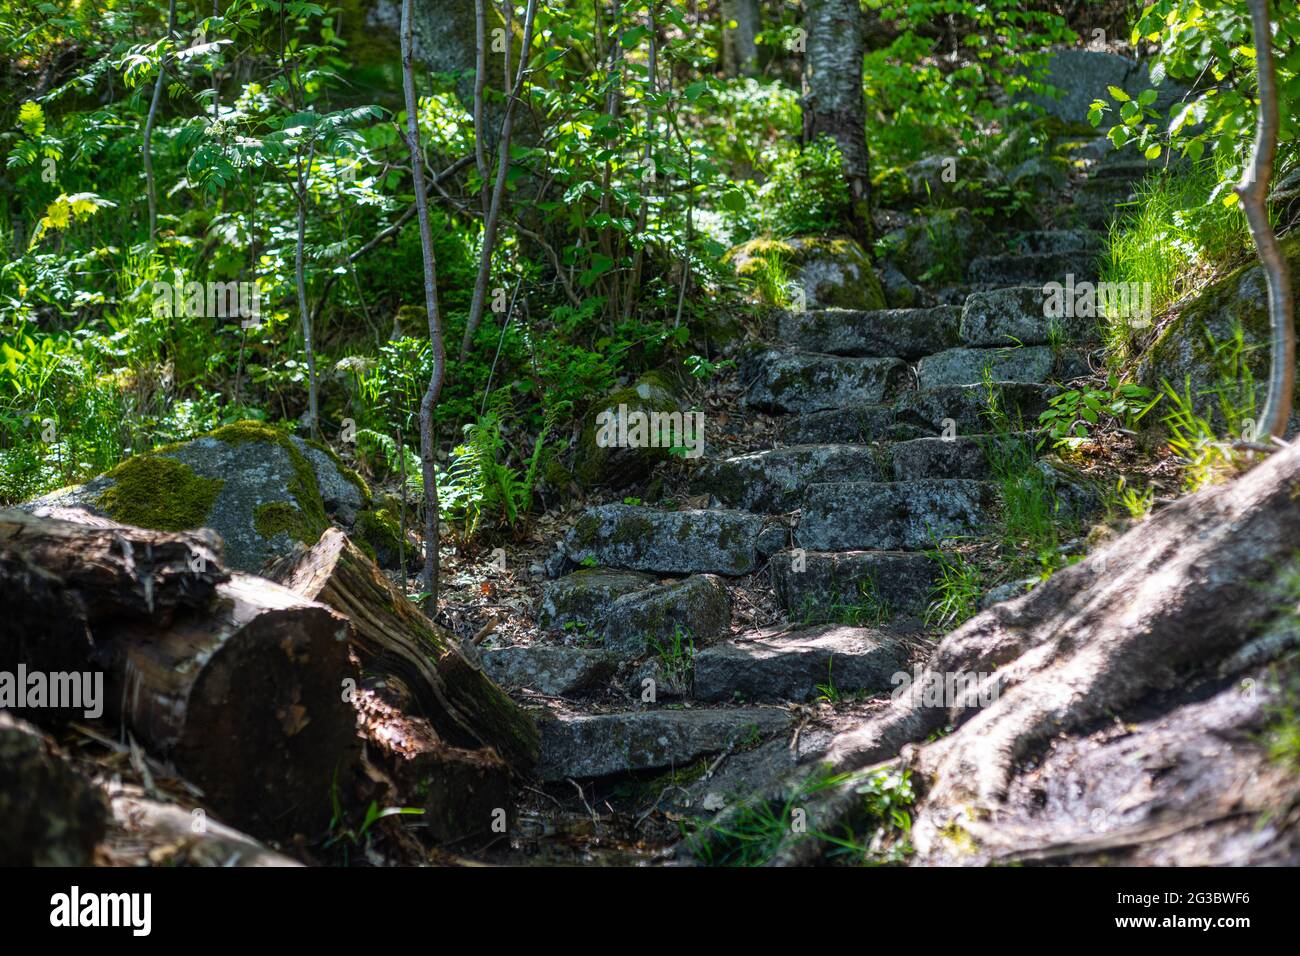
[0,712,108,866]
[0,508,361,842]
[271,529,539,770]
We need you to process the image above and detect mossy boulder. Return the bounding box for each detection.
[881,208,984,285]
[1137,234,1300,435]
[575,370,684,490]
[724,236,887,310]
[352,506,406,570]
[25,421,370,572]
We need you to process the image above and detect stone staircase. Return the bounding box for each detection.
[485,143,1147,798]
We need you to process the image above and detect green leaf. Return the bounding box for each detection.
[1108,85,1131,102]
[1144,143,1162,160]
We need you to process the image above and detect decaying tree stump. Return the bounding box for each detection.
[692,441,1300,865]
[271,529,539,769]
[354,689,512,846]
[0,508,362,841]
[0,713,107,866]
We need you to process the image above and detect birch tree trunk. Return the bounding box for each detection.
[803,0,872,246]
[721,0,760,78]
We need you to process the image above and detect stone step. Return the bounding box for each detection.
[693,444,884,513]
[797,479,995,551]
[538,568,731,654]
[694,624,911,704]
[778,403,918,445]
[1080,174,1142,197]
[779,381,1054,443]
[557,504,786,576]
[479,646,620,697]
[776,305,960,359]
[967,250,1100,286]
[961,285,1098,347]
[1064,200,1124,231]
[771,549,938,618]
[1005,229,1102,255]
[915,345,1057,388]
[744,349,908,414]
[534,707,791,780]
[890,435,989,480]
[1092,158,1158,182]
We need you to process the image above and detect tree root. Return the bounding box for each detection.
[684,441,1300,866]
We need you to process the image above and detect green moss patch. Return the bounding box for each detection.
[253,501,317,543]
[212,420,329,543]
[354,506,403,562]
[96,456,224,531]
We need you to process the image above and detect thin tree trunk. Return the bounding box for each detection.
[402,0,447,614]
[294,139,319,438]
[473,0,490,215]
[459,0,539,362]
[803,0,872,247]
[720,0,760,77]
[1238,0,1295,440]
[623,2,658,322]
[143,0,178,242]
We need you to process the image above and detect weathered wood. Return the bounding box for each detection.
[104,790,303,867]
[2,506,227,626]
[0,508,361,841]
[355,689,512,846]
[0,712,107,865]
[272,529,540,769]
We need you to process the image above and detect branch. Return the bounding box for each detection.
[460,0,540,361]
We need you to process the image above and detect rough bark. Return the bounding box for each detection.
[720,0,760,77]
[1238,0,1295,440]
[269,528,540,770]
[0,508,362,842]
[691,440,1300,866]
[0,713,108,866]
[803,0,872,246]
